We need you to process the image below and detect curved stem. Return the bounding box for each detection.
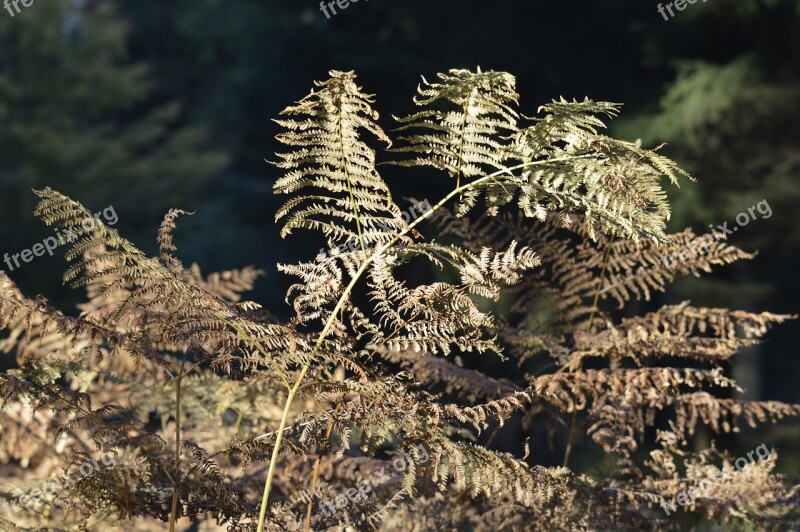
[561,413,577,468]
[255,156,588,532]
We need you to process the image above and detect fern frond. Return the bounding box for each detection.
[32,188,296,377]
[157,208,194,274]
[274,70,406,256]
[390,68,519,191]
[565,302,795,369]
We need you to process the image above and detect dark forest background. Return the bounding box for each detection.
[2,0,798,473]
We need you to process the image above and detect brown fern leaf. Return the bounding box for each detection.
[273,70,407,256]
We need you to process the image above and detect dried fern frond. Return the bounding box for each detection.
[670,393,800,436]
[368,241,538,355]
[564,302,795,368]
[274,70,407,256]
[512,98,691,244]
[588,228,754,308]
[33,187,295,376]
[433,208,755,329]
[378,347,519,402]
[390,68,519,191]
[2,69,798,532]
[185,264,266,304]
[533,367,741,413]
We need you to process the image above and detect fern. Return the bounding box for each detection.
[390,68,520,192]
[0,68,797,532]
[274,70,406,258]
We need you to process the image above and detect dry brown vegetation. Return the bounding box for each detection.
[1,69,798,531]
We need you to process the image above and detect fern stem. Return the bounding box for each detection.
[337,93,368,261]
[168,351,188,532]
[562,413,577,468]
[255,156,590,532]
[562,236,615,468]
[255,368,307,530]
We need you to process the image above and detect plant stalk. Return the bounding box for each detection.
[168,352,188,532]
[255,157,587,532]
